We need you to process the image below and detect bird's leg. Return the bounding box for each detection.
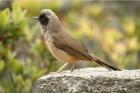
[57,63,69,73]
[70,64,77,72]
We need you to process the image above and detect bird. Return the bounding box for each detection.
[33,9,121,72]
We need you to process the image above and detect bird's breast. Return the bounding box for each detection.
[45,35,78,63]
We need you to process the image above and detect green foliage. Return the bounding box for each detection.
[0,1,140,93]
[0,2,50,93]
[0,4,26,47]
[0,60,5,73]
[0,9,10,29]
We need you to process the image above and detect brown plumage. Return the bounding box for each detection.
[33,9,121,71]
[52,31,121,71]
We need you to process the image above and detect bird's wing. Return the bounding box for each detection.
[52,31,91,60]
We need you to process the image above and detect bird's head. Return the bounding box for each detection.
[33,9,59,26]
[33,9,61,33]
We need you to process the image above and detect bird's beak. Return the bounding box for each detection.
[32,17,39,20]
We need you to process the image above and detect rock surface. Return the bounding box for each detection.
[33,68,140,93]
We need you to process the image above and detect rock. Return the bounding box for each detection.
[33,68,140,93]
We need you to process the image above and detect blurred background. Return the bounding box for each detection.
[0,0,140,93]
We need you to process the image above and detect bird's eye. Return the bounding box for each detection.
[39,15,49,26]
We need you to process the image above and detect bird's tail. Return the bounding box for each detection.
[89,55,121,71]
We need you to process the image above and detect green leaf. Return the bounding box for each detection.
[0,60,5,73]
[0,8,10,29]
[11,59,23,74]
[12,2,22,23]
